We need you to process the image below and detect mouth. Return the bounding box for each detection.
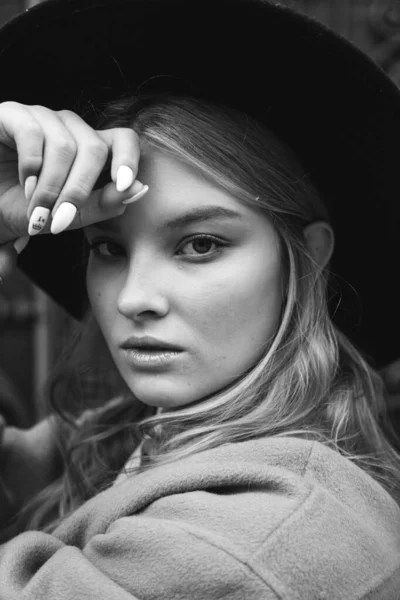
[120,347,183,369]
[120,335,184,352]
[119,336,184,369]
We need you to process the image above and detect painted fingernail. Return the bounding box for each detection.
[122,184,149,205]
[28,207,50,236]
[13,236,30,255]
[116,165,134,192]
[24,176,37,203]
[50,202,77,234]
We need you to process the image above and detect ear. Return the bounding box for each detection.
[303,221,334,270]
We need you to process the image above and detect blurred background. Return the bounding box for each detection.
[1,0,400,430]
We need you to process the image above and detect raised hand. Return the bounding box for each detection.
[0,101,148,279]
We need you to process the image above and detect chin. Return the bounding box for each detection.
[123,374,199,410]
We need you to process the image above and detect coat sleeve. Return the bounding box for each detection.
[0,512,278,599]
[0,416,62,528]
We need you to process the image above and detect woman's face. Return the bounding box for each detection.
[85,148,284,410]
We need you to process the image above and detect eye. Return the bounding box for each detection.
[87,239,124,259]
[177,234,225,257]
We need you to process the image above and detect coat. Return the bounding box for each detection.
[0,424,399,599]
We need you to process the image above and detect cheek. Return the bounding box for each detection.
[185,257,283,354]
[86,269,118,335]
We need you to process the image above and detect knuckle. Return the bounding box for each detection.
[24,121,43,140]
[0,100,18,113]
[30,104,57,119]
[13,118,43,144]
[86,140,108,161]
[31,104,48,111]
[57,109,76,120]
[55,138,77,159]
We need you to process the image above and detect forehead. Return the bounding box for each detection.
[138,147,240,206]
[89,147,274,236]
[135,147,264,220]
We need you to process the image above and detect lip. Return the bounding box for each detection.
[121,347,183,369]
[120,335,184,352]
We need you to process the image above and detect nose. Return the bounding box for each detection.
[117,260,170,321]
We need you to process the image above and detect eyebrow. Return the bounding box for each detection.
[161,206,244,230]
[88,206,244,233]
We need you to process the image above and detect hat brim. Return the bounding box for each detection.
[1,0,399,366]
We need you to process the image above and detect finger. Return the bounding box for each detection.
[45,174,149,233]
[96,176,148,213]
[95,128,146,209]
[75,179,149,228]
[63,174,151,230]
[26,105,78,232]
[49,110,109,222]
[99,127,141,186]
[51,125,145,233]
[0,101,44,186]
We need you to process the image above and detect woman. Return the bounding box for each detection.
[0,0,399,598]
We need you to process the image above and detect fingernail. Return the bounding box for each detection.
[50,202,77,234]
[24,176,37,203]
[28,207,50,236]
[13,236,30,254]
[116,166,134,192]
[122,184,149,205]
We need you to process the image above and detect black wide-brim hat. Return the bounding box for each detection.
[0,0,399,367]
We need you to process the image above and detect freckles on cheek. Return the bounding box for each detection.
[88,282,112,325]
[87,272,112,311]
[190,290,241,341]
[87,284,102,309]
[203,271,279,340]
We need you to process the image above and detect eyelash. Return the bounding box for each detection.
[87,234,227,261]
[177,234,226,258]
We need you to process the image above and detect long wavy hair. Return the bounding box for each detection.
[17,92,400,534]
